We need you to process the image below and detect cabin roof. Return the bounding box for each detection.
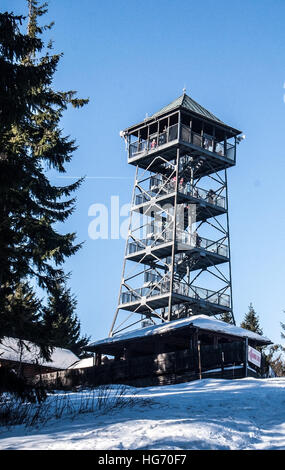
[87,315,271,355]
[0,337,79,370]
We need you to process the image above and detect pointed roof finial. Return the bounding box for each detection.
[182,85,186,95]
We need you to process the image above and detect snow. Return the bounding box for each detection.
[89,314,271,349]
[68,357,94,369]
[0,337,79,370]
[0,377,284,450]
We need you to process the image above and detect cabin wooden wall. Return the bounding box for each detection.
[0,359,59,379]
[34,340,255,390]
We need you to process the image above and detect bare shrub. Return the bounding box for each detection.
[0,384,150,429]
[0,367,47,403]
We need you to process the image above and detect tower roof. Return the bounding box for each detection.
[124,92,241,135]
[151,93,224,125]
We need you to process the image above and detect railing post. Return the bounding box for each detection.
[189,118,192,144]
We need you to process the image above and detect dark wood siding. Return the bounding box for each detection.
[35,341,250,390]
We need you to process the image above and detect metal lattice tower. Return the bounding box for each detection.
[110,93,242,337]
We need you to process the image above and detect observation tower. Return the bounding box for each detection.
[110,92,242,337]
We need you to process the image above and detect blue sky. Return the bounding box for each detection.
[3,0,285,344]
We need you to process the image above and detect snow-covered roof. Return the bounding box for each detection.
[88,315,271,350]
[68,357,94,369]
[0,337,79,370]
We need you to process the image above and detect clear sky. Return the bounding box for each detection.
[3,0,285,345]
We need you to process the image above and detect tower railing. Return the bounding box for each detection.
[180,125,235,161]
[127,232,229,258]
[134,180,226,210]
[120,283,230,308]
[147,177,227,209]
[129,123,235,161]
[129,123,178,158]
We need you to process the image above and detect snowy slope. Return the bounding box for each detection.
[0,378,285,450]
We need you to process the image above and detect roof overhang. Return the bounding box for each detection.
[86,316,271,356]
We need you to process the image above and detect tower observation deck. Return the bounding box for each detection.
[109,93,242,337]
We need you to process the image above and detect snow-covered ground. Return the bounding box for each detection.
[0,377,285,450]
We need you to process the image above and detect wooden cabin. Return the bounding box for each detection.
[36,316,271,390]
[0,337,79,379]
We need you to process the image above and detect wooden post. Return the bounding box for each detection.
[192,328,198,374]
[95,352,102,367]
[221,351,224,377]
[244,337,248,377]
[198,340,202,380]
[177,110,181,141]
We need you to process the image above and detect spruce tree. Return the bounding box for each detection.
[0,9,45,305]
[240,303,263,335]
[0,10,43,131]
[281,310,285,341]
[42,282,89,357]
[0,3,88,340]
[2,282,40,339]
[264,344,285,377]
[219,311,234,324]
[263,311,285,377]
[1,281,52,373]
